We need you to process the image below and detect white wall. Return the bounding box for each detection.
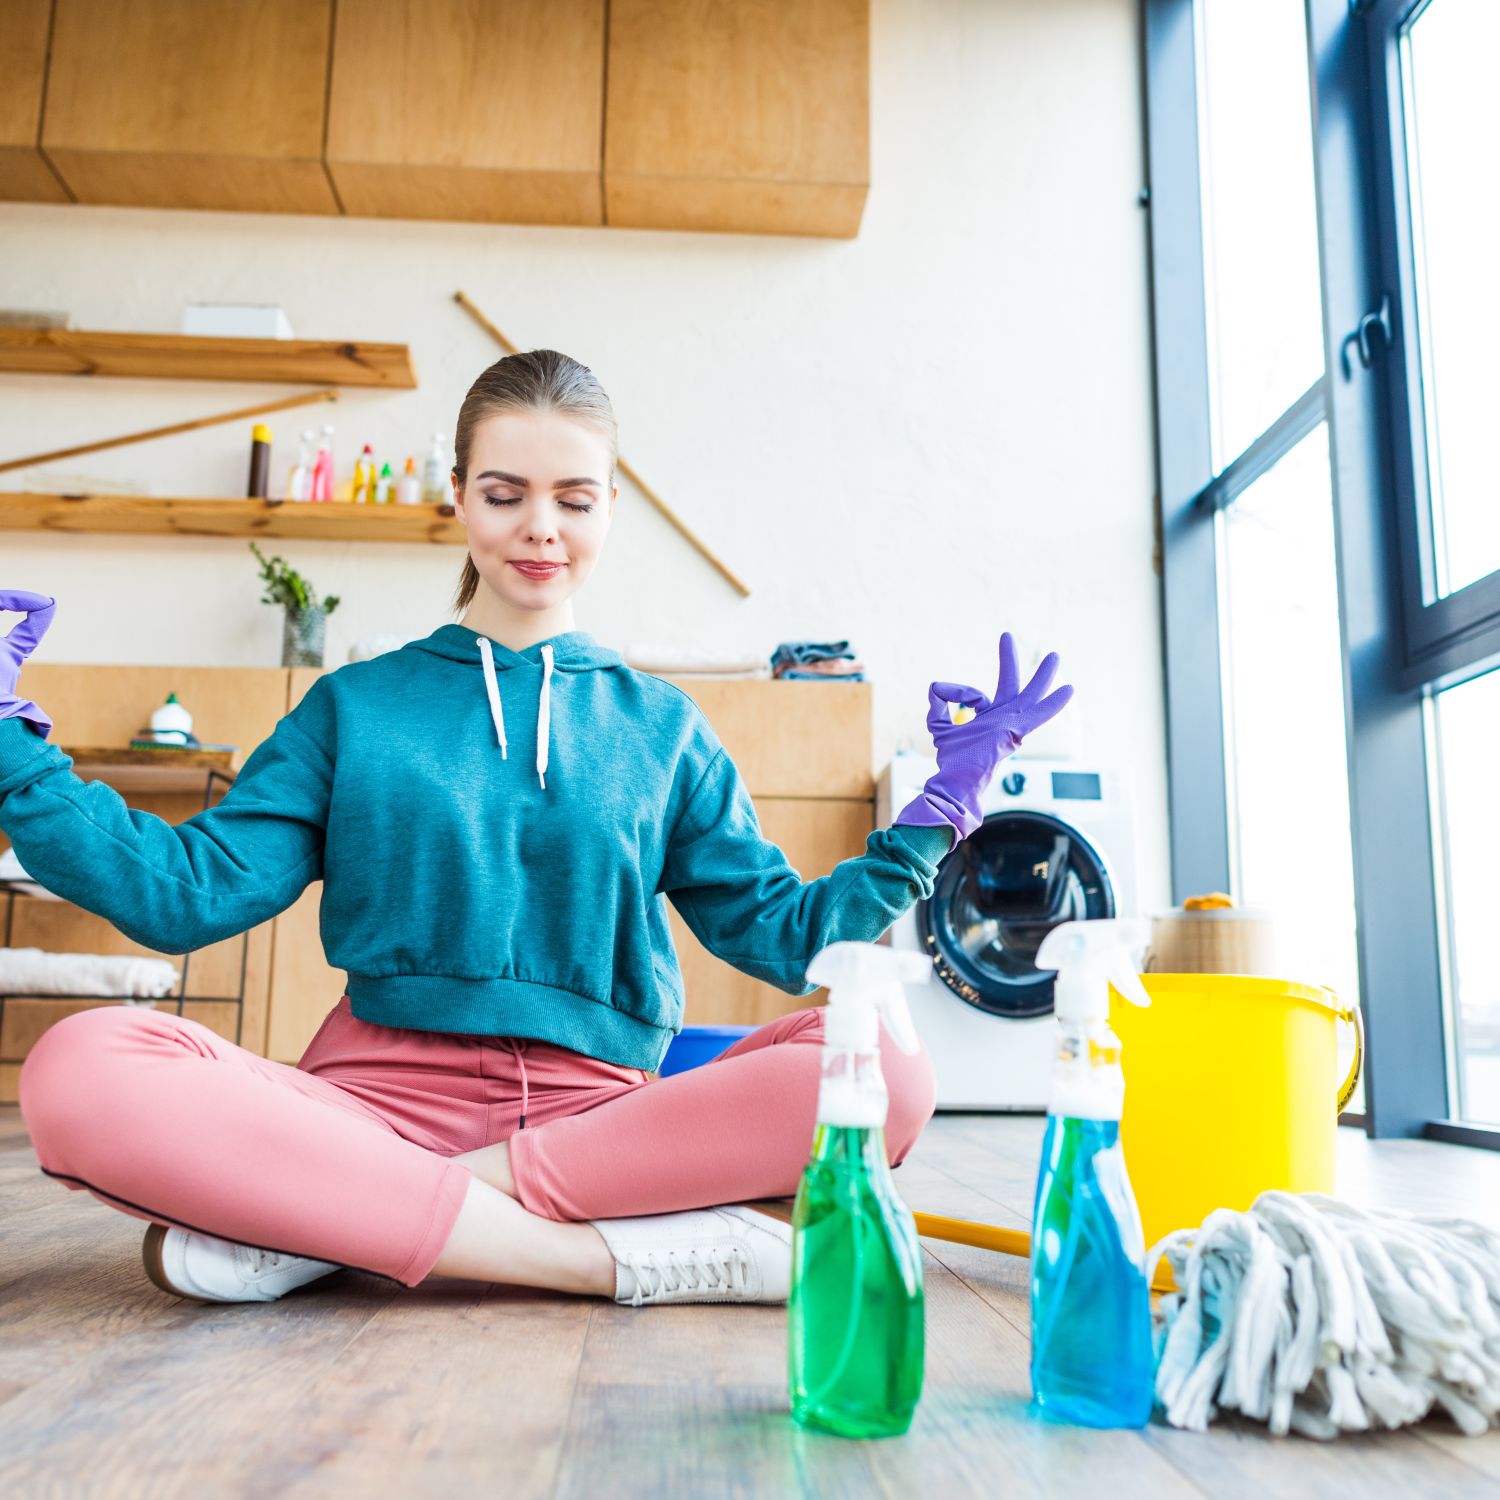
[0,0,1167,911]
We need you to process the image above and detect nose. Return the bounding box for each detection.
[524,506,559,546]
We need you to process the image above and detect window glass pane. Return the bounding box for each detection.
[1197,0,1324,469]
[1401,0,1500,599]
[1433,669,1500,1125]
[1218,424,1362,1106]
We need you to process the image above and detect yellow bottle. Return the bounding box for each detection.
[351,443,375,505]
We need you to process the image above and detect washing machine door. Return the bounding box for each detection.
[915,810,1115,1019]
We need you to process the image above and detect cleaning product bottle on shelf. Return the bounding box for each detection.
[312,424,335,503]
[789,940,930,1438]
[421,432,449,505]
[374,460,393,505]
[247,423,271,499]
[352,443,375,504]
[285,429,315,502]
[1030,918,1156,1429]
[397,455,421,505]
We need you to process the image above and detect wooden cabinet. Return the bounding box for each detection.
[0,0,68,203]
[6,0,870,236]
[604,0,870,238]
[0,664,289,1101]
[325,0,606,227]
[40,0,339,213]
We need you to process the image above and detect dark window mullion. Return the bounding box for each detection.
[1146,0,1232,902]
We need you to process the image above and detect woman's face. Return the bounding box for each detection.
[453,408,616,612]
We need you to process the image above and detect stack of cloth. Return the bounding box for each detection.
[0,947,181,1000]
[0,844,59,901]
[624,644,771,679]
[771,639,866,682]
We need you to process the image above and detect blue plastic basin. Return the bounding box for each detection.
[657,1024,756,1077]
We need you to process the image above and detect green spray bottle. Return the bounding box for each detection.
[788,940,930,1438]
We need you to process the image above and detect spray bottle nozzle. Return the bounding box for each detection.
[1035,919,1153,1022]
[806,941,928,1056]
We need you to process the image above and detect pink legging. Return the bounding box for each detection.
[17,995,936,1288]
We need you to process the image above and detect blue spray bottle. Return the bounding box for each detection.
[1029,918,1155,1428]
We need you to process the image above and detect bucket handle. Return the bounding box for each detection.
[1335,1000,1364,1115]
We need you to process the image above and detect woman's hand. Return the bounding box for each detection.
[1,590,58,740]
[896,632,1074,842]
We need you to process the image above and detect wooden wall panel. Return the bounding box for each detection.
[0,0,70,202]
[604,0,869,237]
[661,678,873,798]
[674,796,874,1027]
[40,0,339,213]
[265,667,343,1063]
[326,0,605,226]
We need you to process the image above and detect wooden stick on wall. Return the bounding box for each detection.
[453,291,751,598]
[0,388,339,474]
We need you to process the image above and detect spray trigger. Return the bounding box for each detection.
[806,941,928,1056]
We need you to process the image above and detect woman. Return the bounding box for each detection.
[0,350,1072,1307]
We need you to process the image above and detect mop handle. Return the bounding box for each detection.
[913,1212,1031,1259]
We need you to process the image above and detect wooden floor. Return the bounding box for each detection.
[4,1107,1500,1498]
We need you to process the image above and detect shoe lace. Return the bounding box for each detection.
[621,1244,752,1308]
[245,1247,288,1276]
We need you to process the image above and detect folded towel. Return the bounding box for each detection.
[0,946,181,999]
[625,643,771,677]
[0,845,61,901]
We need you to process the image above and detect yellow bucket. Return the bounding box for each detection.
[1109,974,1362,1286]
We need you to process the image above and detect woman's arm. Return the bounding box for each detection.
[0,682,334,955]
[657,747,952,995]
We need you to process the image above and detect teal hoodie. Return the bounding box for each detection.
[0,623,952,1069]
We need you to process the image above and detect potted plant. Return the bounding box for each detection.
[249,541,341,668]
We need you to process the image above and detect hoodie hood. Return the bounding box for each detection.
[407,623,626,673]
[405,624,626,792]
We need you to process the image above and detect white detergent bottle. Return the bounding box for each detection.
[788,941,930,1438]
[1030,918,1156,1427]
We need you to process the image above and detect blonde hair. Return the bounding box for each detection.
[450,349,618,612]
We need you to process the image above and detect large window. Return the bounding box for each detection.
[1148,0,1500,1140]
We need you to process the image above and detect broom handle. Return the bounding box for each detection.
[913,1211,1031,1259]
[0,388,338,474]
[452,291,751,598]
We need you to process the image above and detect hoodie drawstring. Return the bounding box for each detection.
[478,636,507,759]
[477,638,554,791]
[536,644,554,790]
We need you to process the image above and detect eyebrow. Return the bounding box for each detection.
[475,469,602,490]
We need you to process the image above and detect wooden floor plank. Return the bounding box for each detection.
[4,1107,1500,1494]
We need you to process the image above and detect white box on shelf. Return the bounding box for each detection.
[181,303,295,340]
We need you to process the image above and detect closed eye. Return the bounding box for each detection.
[484,496,593,513]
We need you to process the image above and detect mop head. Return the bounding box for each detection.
[1151,1191,1500,1439]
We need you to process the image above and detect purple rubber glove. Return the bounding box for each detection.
[896,632,1074,843]
[1,590,58,740]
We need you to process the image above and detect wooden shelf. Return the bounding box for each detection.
[61,746,241,794]
[0,329,417,388]
[0,492,466,544]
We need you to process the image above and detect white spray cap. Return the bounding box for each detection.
[806,941,927,1056]
[1034,918,1152,1023]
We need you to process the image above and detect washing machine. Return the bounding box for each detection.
[877,751,1140,1110]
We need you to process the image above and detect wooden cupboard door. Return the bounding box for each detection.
[661,678,873,798]
[0,0,69,202]
[265,882,344,1063]
[671,796,875,1027]
[326,0,605,226]
[604,0,869,238]
[41,0,339,213]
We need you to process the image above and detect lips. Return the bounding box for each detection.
[510,561,565,579]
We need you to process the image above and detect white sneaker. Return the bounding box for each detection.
[142,1223,341,1303]
[589,1205,792,1308]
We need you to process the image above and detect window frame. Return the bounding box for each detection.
[1145,0,1460,1140]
